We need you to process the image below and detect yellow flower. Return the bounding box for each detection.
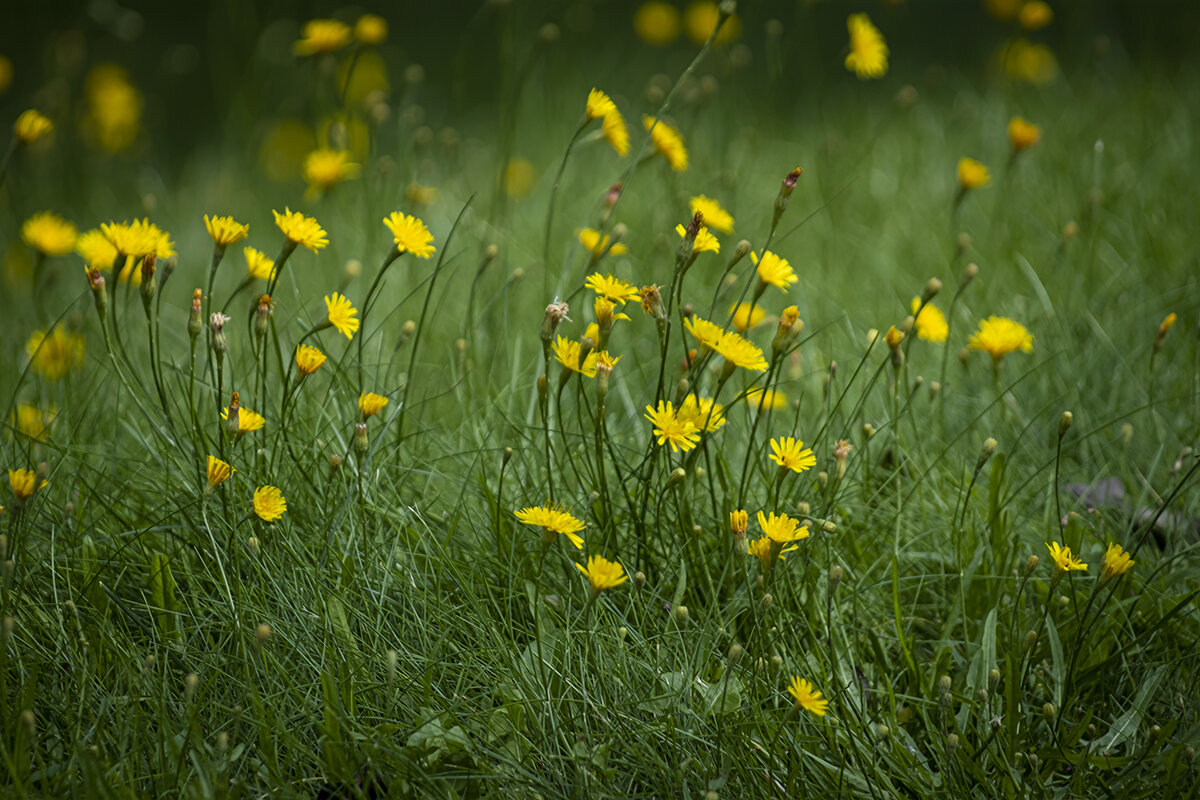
[552,335,599,378]
[676,224,719,254]
[685,316,725,351]
[1008,117,1041,152]
[585,272,639,304]
[729,302,766,332]
[689,195,734,234]
[503,157,536,197]
[359,392,389,419]
[957,157,991,191]
[102,219,172,258]
[26,328,85,380]
[253,486,287,521]
[406,183,438,205]
[295,344,326,376]
[844,13,888,79]
[274,208,328,251]
[1000,38,1057,85]
[21,212,77,257]
[514,504,586,549]
[729,509,749,536]
[221,406,265,433]
[642,115,688,171]
[677,395,726,433]
[633,2,681,45]
[644,401,701,453]
[746,388,787,411]
[748,536,797,570]
[1046,541,1086,573]
[13,405,54,440]
[684,1,740,45]
[8,468,45,505]
[303,148,359,194]
[294,19,352,55]
[323,292,359,339]
[354,14,388,45]
[752,251,797,292]
[602,110,629,156]
[769,437,816,473]
[206,455,234,492]
[383,212,436,259]
[787,676,829,717]
[968,316,1033,363]
[576,555,629,592]
[0,56,10,94]
[244,247,276,281]
[585,88,616,121]
[714,330,768,372]
[911,298,948,343]
[578,228,628,257]
[1018,1,1053,30]
[204,214,249,248]
[83,65,141,153]
[14,109,53,144]
[593,296,631,328]
[77,229,119,270]
[1101,542,1134,579]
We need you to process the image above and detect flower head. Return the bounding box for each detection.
[359,392,389,419]
[1018,1,1053,30]
[746,388,788,411]
[14,109,53,144]
[585,272,639,304]
[910,298,949,343]
[730,509,749,537]
[748,536,798,570]
[787,677,829,717]
[253,486,287,521]
[323,292,359,339]
[586,88,616,121]
[1008,117,1041,152]
[14,405,55,440]
[102,219,172,258]
[576,555,629,592]
[383,212,436,258]
[684,1,741,44]
[689,195,734,234]
[729,302,766,332]
[769,437,817,473]
[633,2,681,45]
[676,223,719,254]
[206,455,234,492]
[354,14,388,45]
[957,158,991,191]
[221,405,265,433]
[1046,541,1087,573]
[294,19,352,56]
[295,344,326,376]
[677,395,725,433]
[274,208,328,251]
[752,251,797,292]
[26,328,85,380]
[9,468,45,505]
[757,511,810,544]
[303,149,359,194]
[845,14,888,79]
[642,115,688,171]
[968,316,1033,363]
[204,214,249,248]
[244,247,276,281]
[77,229,119,270]
[514,504,586,549]
[684,316,725,351]
[1102,542,1134,580]
[22,212,77,256]
[644,401,700,452]
[578,228,628,257]
[602,110,629,156]
[714,330,768,372]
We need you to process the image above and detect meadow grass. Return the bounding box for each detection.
[2,4,1199,797]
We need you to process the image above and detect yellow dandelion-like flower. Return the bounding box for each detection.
[274,207,328,252]
[21,211,77,257]
[685,316,725,351]
[101,219,162,258]
[204,214,249,248]
[354,13,388,45]
[552,335,599,378]
[576,555,629,592]
[845,13,888,79]
[729,302,766,332]
[294,19,352,56]
[1008,117,1041,152]
[730,509,749,536]
[359,392,389,419]
[221,405,265,433]
[206,455,234,492]
[689,195,734,234]
[642,115,688,171]
[503,157,536,197]
[675,223,719,254]
[684,1,741,45]
[406,183,438,205]
[633,1,681,45]
[383,212,436,259]
[1102,542,1134,579]
[77,229,119,270]
[585,272,639,304]
[1046,541,1086,573]
[26,328,85,380]
[303,148,359,194]
[768,437,817,473]
[295,344,326,376]
[244,247,276,281]
[1001,38,1057,85]
[323,292,359,339]
[677,395,726,433]
[602,110,630,156]
[714,330,768,372]
[746,388,788,411]
[748,536,798,570]
[578,228,628,257]
[787,676,829,717]
[82,65,141,154]
[586,88,616,121]
[644,401,701,452]
[593,296,631,329]
[13,405,55,440]
[957,157,991,191]
[968,316,1033,363]
[8,468,44,505]
[1018,1,1053,31]
[752,251,797,292]
[14,109,53,144]
[757,510,810,544]
[911,298,949,343]
[514,504,586,549]
[253,485,287,521]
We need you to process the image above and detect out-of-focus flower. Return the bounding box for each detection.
[21,212,77,257]
[83,65,141,153]
[633,2,681,45]
[845,14,888,79]
[26,328,85,380]
[683,1,741,45]
[294,19,352,56]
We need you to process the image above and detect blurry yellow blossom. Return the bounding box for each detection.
[684,1,740,45]
[338,51,389,107]
[303,148,359,194]
[384,212,436,258]
[206,456,233,492]
[1000,38,1057,84]
[101,219,172,259]
[359,392,389,419]
[77,230,118,270]
[845,13,888,79]
[503,157,536,197]
[553,335,599,377]
[83,65,141,153]
[689,195,734,233]
[729,302,765,332]
[244,247,276,281]
[260,120,316,182]
[1018,1,1053,30]
[578,228,628,257]
[602,110,630,156]
[14,109,53,144]
[746,388,787,411]
[354,14,388,45]
[26,328,85,380]
[406,183,438,205]
[911,298,949,342]
[1102,542,1134,579]
[586,88,616,121]
[643,115,688,171]
[749,536,797,570]
[957,157,990,191]
[8,468,45,506]
[969,316,1033,363]
[1046,541,1086,573]
[221,406,265,433]
[985,0,1021,19]
[633,2,681,45]
[21,212,77,257]
[1008,117,1041,152]
[294,19,352,56]
[13,405,55,440]
[715,330,767,372]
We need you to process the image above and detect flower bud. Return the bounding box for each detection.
[329,454,342,474]
[1042,702,1055,721]
[139,253,157,314]
[185,672,199,701]
[255,623,272,649]
[989,668,1001,690]
[828,565,844,592]
[540,300,570,343]
[672,605,689,625]
[761,593,773,610]
[938,674,952,693]
[188,289,203,339]
[1025,554,1039,576]
[1058,411,1073,439]
[947,733,959,750]
[225,392,241,437]
[922,278,943,303]
[639,284,666,320]
[634,570,646,588]
[210,312,231,355]
[353,422,369,456]
[503,447,513,466]
[1024,630,1038,651]
[960,262,978,289]
[247,536,260,555]
[86,267,108,320]
[977,437,998,471]
[666,467,687,489]
[727,643,744,667]
[254,294,272,339]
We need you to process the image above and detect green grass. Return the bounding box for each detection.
[2,5,1199,798]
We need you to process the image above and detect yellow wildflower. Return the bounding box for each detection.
[8,468,45,505]
[253,486,287,521]
[729,302,765,332]
[768,437,816,473]
[514,504,586,549]
[359,392,389,419]
[644,401,701,452]
[552,335,599,378]
[294,19,352,56]
[1046,541,1086,573]
[633,2,681,45]
[1018,1,1053,30]
[323,292,359,339]
[1101,542,1134,580]
[14,109,53,144]
[83,65,141,153]
[586,88,616,121]
[578,228,628,257]
[714,330,768,372]
[752,251,797,292]
[206,455,234,492]
[684,1,740,45]
[957,157,991,191]
[845,14,888,79]
[354,14,388,45]
[21,212,77,257]
[77,229,119,270]
[26,328,85,380]
[295,344,326,376]
[221,406,265,433]
[1008,117,1041,152]
[602,110,629,156]
[585,272,639,303]
[746,388,788,411]
[13,405,54,440]
[274,208,328,251]
[685,316,725,351]
[968,316,1033,363]
[676,224,719,254]
[303,148,359,194]
[204,214,249,248]
[787,677,829,717]
[383,212,436,258]
[244,247,276,281]
[677,395,725,433]
[689,195,733,234]
[911,298,948,343]
[642,115,688,171]
[576,555,629,592]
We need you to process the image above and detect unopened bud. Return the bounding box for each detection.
[1024,630,1038,651]
[20,710,35,735]
[977,437,998,471]
[86,268,108,320]
[672,605,689,624]
[761,593,773,610]
[922,278,943,303]
[139,253,157,313]
[187,289,202,338]
[255,623,272,648]
[727,643,744,666]
[956,233,972,255]
[353,423,369,456]
[666,467,687,489]
[634,571,646,588]
[862,423,876,439]
[225,392,241,437]
[989,668,1001,690]
[960,262,978,288]
[1025,555,1039,576]
[947,733,959,750]
[247,536,260,555]
[733,239,752,264]
[1058,411,1073,439]
[185,672,199,701]
[503,447,513,465]
[210,312,231,355]
[828,565,844,592]
[1042,702,1055,721]
[328,454,342,475]
[938,675,952,693]
[254,294,272,339]
[604,182,622,209]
